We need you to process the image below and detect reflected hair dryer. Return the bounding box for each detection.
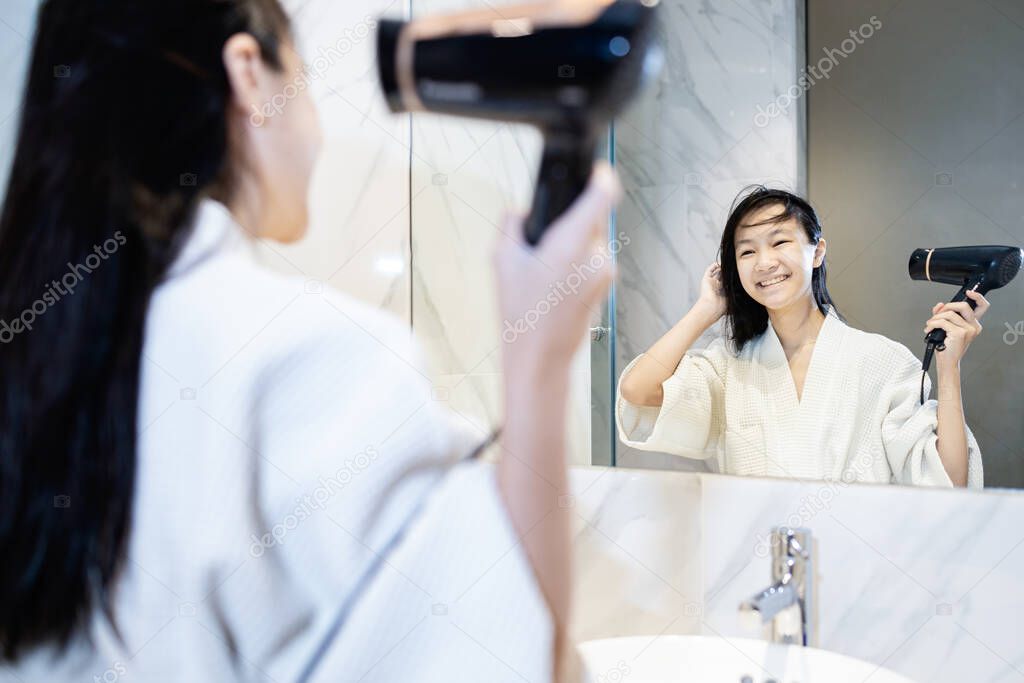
[908,245,1023,383]
[375,0,662,245]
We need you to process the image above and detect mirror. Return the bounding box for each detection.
[599,0,1024,490]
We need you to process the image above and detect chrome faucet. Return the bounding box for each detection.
[739,526,814,646]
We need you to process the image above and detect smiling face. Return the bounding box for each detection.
[734,203,827,311]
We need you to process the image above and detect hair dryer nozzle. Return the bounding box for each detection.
[909,245,1023,291]
[374,0,662,244]
[997,246,1024,287]
[910,244,1023,378]
[376,19,404,113]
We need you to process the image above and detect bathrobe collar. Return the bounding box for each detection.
[761,304,845,409]
[168,197,250,278]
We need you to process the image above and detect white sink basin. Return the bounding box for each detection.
[579,635,915,683]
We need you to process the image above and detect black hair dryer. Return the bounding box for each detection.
[375,0,662,245]
[909,245,1023,372]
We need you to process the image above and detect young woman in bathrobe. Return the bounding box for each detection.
[618,187,987,489]
[0,2,620,681]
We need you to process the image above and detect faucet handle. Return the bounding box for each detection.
[783,530,810,560]
[770,527,812,587]
[771,526,811,559]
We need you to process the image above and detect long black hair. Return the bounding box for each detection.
[717,186,845,351]
[0,0,291,659]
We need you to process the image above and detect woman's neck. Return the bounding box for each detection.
[225,176,263,238]
[769,298,826,355]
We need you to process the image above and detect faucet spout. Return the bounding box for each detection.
[739,579,798,622]
[738,527,814,646]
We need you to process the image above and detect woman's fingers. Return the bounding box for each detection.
[925,318,967,341]
[965,289,990,319]
[934,300,978,325]
[925,311,979,340]
[926,310,970,330]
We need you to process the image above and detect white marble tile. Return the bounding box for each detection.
[410,117,541,376]
[429,346,593,467]
[569,467,703,642]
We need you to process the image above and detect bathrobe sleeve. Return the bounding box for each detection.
[615,336,731,459]
[247,298,556,683]
[878,344,983,489]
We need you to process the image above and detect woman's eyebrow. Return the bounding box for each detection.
[736,226,790,246]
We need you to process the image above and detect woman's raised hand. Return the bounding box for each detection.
[695,261,727,323]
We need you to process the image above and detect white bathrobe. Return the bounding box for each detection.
[7,199,553,683]
[616,306,983,488]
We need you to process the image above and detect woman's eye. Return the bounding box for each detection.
[774,241,789,246]
[741,250,753,256]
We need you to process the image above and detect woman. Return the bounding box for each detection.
[617,186,986,488]
[0,1,620,680]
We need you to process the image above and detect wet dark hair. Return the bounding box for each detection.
[717,185,845,351]
[0,0,291,659]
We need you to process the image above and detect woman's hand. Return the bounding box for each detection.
[491,162,622,683]
[924,289,990,368]
[695,261,727,323]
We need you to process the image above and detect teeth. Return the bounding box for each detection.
[758,274,789,287]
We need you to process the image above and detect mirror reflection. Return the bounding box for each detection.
[603,0,1024,489]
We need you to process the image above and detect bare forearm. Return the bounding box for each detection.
[496,355,573,677]
[935,363,969,487]
[620,303,720,406]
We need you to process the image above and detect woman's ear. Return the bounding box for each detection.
[813,236,827,268]
[222,33,269,120]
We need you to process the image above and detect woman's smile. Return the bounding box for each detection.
[757,273,790,289]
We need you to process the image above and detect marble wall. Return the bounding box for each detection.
[611,0,806,471]
[570,465,1024,682]
[570,467,704,643]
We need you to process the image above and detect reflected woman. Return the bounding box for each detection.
[617,187,987,488]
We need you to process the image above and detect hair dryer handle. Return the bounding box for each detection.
[523,133,598,246]
[925,280,982,350]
